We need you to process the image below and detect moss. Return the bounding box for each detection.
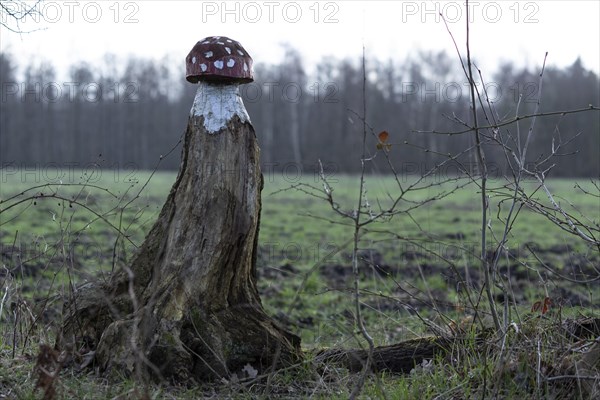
[161,331,178,347]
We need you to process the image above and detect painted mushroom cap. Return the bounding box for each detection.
[186,36,253,84]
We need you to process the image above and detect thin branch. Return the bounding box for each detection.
[461,1,501,331]
[413,106,599,135]
[349,41,377,400]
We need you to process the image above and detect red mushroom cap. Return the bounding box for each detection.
[186,36,254,84]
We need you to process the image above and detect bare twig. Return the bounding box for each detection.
[413,106,599,135]
[462,1,501,331]
[349,42,377,400]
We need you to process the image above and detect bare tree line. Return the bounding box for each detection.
[1,49,598,176]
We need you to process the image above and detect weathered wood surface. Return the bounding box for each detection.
[60,83,301,382]
[315,336,451,373]
[315,318,600,374]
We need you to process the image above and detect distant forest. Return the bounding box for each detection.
[1,49,598,177]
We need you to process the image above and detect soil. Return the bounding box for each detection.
[3,236,598,334]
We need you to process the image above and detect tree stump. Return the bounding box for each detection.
[60,81,301,382]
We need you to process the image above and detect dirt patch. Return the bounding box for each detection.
[444,232,466,240]
[546,243,575,255]
[318,263,411,286]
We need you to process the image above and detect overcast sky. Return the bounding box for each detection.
[2,0,599,80]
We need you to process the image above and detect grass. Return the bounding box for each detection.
[1,169,598,398]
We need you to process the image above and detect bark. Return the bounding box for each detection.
[314,337,450,373]
[60,82,301,382]
[316,318,600,375]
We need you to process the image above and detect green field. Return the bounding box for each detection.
[1,169,598,398]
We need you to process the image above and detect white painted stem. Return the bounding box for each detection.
[190,82,250,134]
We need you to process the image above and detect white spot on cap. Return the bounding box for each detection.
[243,62,248,72]
[200,63,207,72]
[202,40,210,44]
[237,50,245,56]
[192,56,197,64]
[225,47,231,54]
[214,60,224,69]
[227,59,235,68]
[217,41,225,45]
[226,39,233,43]
[204,51,213,58]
